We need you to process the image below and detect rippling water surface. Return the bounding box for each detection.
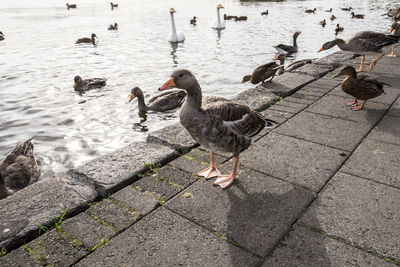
[0,0,397,177]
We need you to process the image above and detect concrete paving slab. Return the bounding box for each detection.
[60,212,115,250]
[290,92,321,101]
[314,51,355,68]
[68,142,177,197]
[264,72,315,97]
[292,63,334,78]
[341,139,400,188]
[155,165,198,188]
[306,94,389,124]
[368,115,400,145]
[296,86,328,97]
[232,87,280,111]
[76,208,259,267]
[261,109,292,124]
[275,111,372,151]
[283,95,316,105]
[263,225,396,267]
[0,247,39,266]
[27,229,86,266]
[132,174,181,203]
[387,97,400,117]
[239,133,346,192]
[165,167,315,257]
[300,172,400,263]
[268,104,300,114]
[147,123,197,154]
[0,177,87,250]
[85,199,140,232]
[112,186,159,216]
[274,100,309,111]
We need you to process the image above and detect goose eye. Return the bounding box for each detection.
[179,74,183,77]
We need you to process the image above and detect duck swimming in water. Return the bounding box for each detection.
[73,76,106,92]
[273,31,301,55]
[129,87,186,112]
[76,33,98,45]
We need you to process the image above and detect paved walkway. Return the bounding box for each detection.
[1,48,400,266]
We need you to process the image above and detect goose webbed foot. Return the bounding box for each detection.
[197,165,221,179]
[214,174,235,189]
[352,100,366,111]
[346,98,358,106]
[387,46,396,57]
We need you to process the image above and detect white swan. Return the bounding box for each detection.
[212,4,225,29]
[168,8,185,43]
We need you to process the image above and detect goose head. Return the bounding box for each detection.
[317,39,344,52]
[159,69,199,94]
[274,53,286,63]
[332,65,357,78]
[129,87,144,102]
[293,31,301,39]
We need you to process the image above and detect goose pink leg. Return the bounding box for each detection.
[197,152,221,179]
[346,98,358,106]
[214,156,239,189]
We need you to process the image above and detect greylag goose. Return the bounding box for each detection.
[274,54,314,75]
[388,22,400,57]
[108,23,118,30]
[0,31,4,41]
[241,61,280,84]
[332,66,386,110]
[351,12,364,19]
[66,3,77,9]
[190,16,197,25]
[273,31,301,55]
[318,31,400,72]
[261,10,268,15]
[110,2,118,9]
[159,69,267,188]
[73,76,106,92]
[76,33,97,45]
[0,139,40,200]
[129,87,186,112]
[305,8,316,13]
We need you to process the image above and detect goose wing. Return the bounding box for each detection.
[147,89,186,111]
[349,31,399,51]
[251,62,279,83]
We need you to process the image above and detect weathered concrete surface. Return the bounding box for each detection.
[306,93,389,124]
[60,212,115,250]
[261,109,292,124]
[0,177,88,250]
[240,132,346,192]
[388,97,400,117]
[165,165,315,257]
[263,225,396,267]
[314,51,355,68]
[147,123,197,154]
[368,115,400,145]
[275,111,372,151]
[292,62,334,78]
[232,86,280,111]
[264,72,315,97]
[271,100,309,113]
[0,247,39,266]
[341,139,400,188]
[76,208,259,267]
[68,142,177,197]
[112,185,159,216]
[85,198,140,232]
[300,172,400,263]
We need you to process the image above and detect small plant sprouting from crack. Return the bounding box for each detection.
[91,238,110,251]
[36,223,49,236]
[138,162,162,178]
[0,247,7,258]
[55,209,67,230]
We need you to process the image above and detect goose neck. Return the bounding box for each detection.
[136,94,148,112]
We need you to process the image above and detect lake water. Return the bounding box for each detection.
[0,0,396,178]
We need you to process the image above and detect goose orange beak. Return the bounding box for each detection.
[159,78,176,91]
[317,47,324,52]
[390,27,394,33]
[129,93,136,102]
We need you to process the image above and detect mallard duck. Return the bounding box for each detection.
[159,69,267,188]
[335,23,344,34]
[351,12,364,19]
[341,7,352,11]
[73,76,106,92]
[213,4,225,29]
[234,16,248,21]
[273,31,301,55]
[261,10,269,15]
[190,16,197,25]
[320,19,326,27]
[0,31,4,41]
[129,87,186,112]
[318,31,400,72]
[241,61,280,84]
[66,3,77,9]
[325,8,332,12]
[330,14,336,20]
[388,22,400,56]
[223,14,236,20]
[168,8,185,43]
[274,54,314,75]
[332,66,386,110]
[110,2,118,9]
[108,23,118,30]
[305,8,316,13]
[0,139,40,200]
[76,33,97,45]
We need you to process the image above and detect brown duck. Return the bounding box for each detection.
[73,76,106,92]
[0,139,40,199]
[159,69,267,188]
[108,23,118,30]
[241,61,280,84]
[318,31,400,72]
[305,8,316,13]
[333,66,386,110]
[76,33,97,45]
[129,87,186,112]
[66,3,77,9]
[351,12,364,19]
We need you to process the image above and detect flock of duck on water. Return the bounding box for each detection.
[1,4,400,199]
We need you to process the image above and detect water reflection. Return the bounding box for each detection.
[132,111,149,133]
[170,42,179,66]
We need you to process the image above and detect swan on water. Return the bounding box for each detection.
[168,8,185,43]
[212,4,225,29]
